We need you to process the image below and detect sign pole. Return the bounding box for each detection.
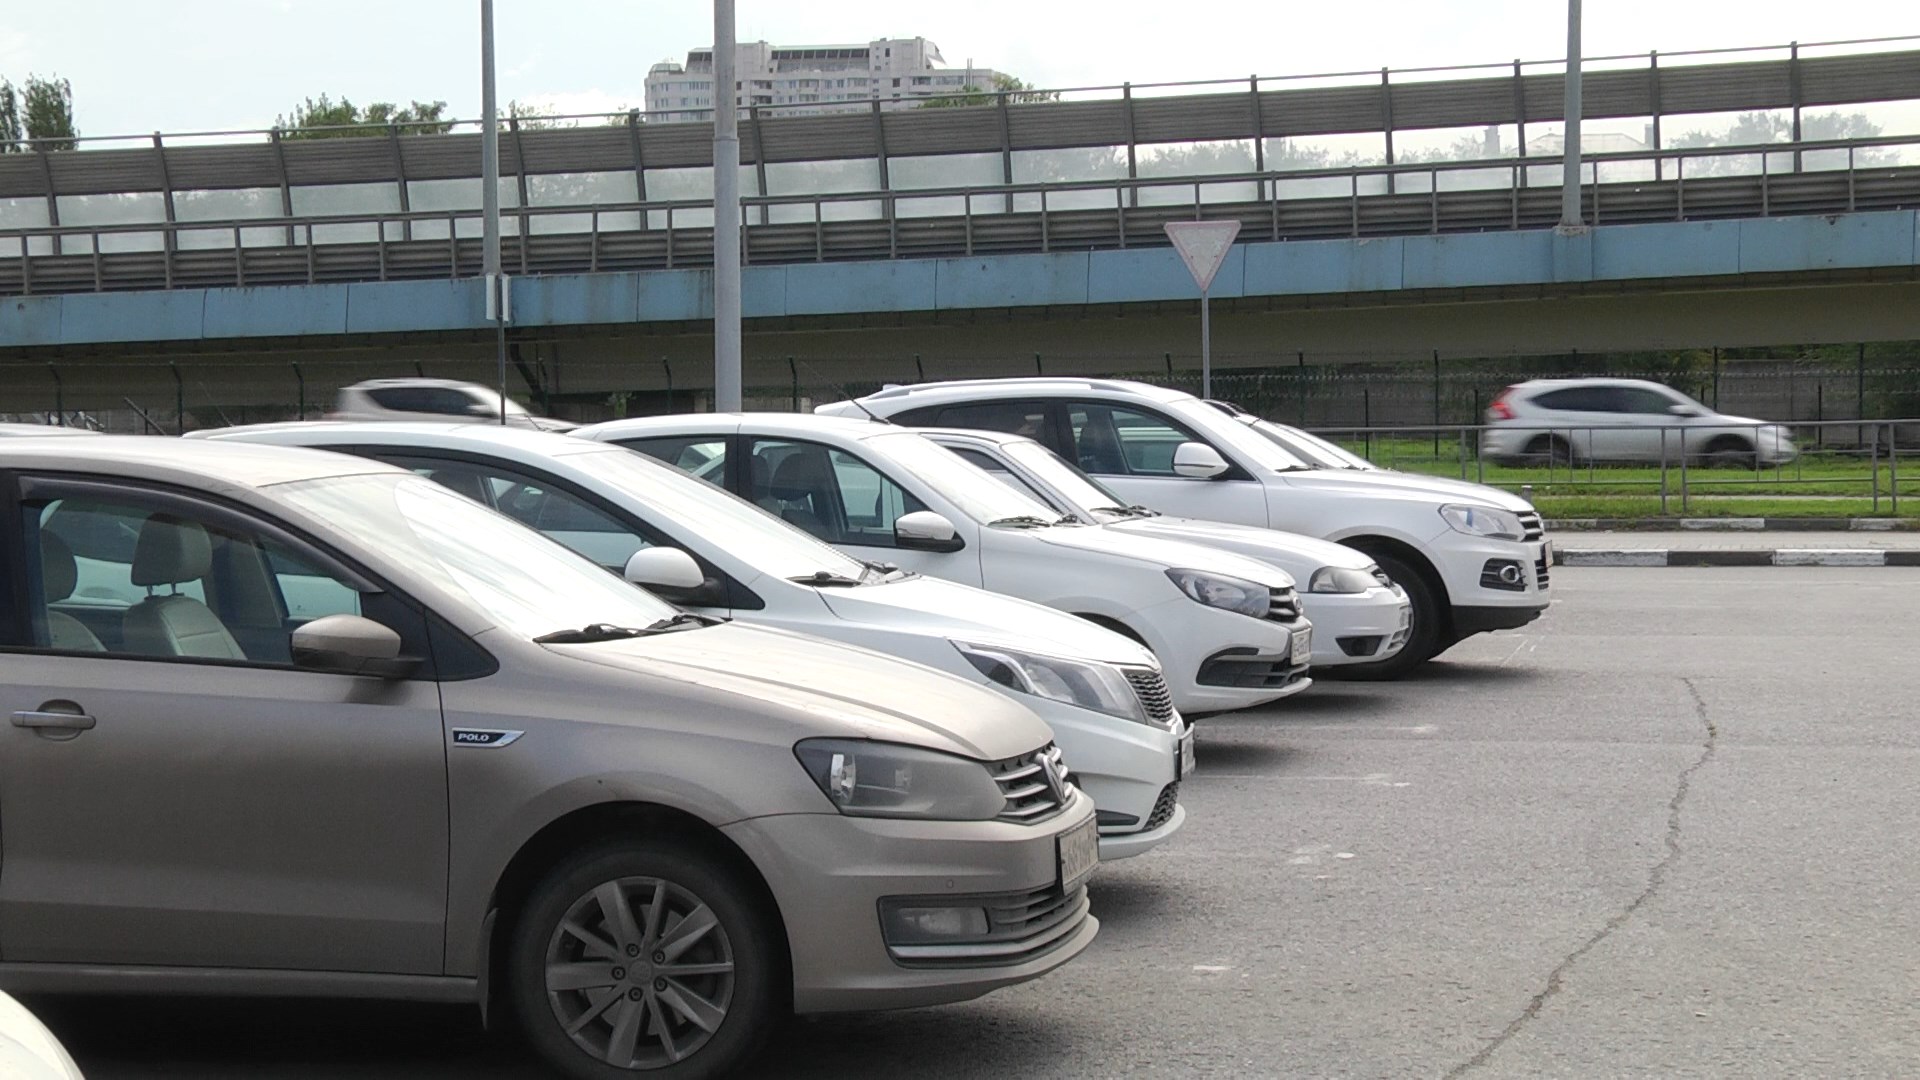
[1200,286,1212,400]
[1163,219,1240,401]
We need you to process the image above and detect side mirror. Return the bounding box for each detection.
[624,547,705,590]
[291,614,419,679]
[895,510,964,553]
[1172,441,1231,479]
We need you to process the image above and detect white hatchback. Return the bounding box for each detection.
[1479,378,1798,467]
[197,422,1193,860]
[919,427,1413,669]
[575,414,1316,717]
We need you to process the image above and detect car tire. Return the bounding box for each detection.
[1323,550,1443,681]
[1522,435,1574,467]
[1702,437,1757,469]
[507,841,783,1080]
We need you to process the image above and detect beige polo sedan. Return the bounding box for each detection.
[0,437,1098,1079]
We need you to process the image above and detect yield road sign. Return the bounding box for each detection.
[1164,220,1242,292]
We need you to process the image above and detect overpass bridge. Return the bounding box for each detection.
[1,37,1918,417]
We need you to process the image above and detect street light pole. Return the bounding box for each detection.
[480,0,507,422]
[1559,0,1584,228]
[712,0,743,412]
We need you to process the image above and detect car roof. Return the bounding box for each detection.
[344,377,496,393]
[579,412,903,442]
[0,434,401,489]
[1509,377,1674,391]
[193,419,619,459]
[836,378,1195,410]
[0,422,100,437]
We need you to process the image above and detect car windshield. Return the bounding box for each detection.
[863,431,1064,525]
[571,447,870,581]
[1163,399,1314,472]
[1000,439,1137,516]
[1235,416,1377,470]
[278,473,681,639]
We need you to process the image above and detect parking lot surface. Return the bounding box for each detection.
[43,567,1920,1078]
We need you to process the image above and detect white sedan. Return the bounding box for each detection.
[0,992,81,1079]
[196,421,1194,860]
[920,427,1412,668]
[575,414,1315,717]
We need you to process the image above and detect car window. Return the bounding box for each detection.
[26,495,363,663]
[948,446,1061,510]
[1533,387,1623,412]
[365,387,488,416]
[1617,387,1684,414]
[620,435,730,477]
[933,401,1054,442]
[379,456,653,575]
[1067,403,1202,477]
[748,437,926,547]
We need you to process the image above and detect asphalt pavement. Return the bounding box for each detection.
[41,567,1920,1078]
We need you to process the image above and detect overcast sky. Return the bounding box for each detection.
[0,1,1912,140]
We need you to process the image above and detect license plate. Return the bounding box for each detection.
[1542,540,1555,568]
[1176,729,1196,780]
[1290,627,1313,666]
[1057,816,1100,890]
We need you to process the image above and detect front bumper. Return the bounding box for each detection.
[1130,595,1310,716]
[723,791,1100,1014]
[1298,586,1412,667]
[1435,535,1551,629]
[1018,696,1186,861]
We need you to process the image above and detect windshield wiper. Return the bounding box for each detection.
[988,514,1058,528]
[790,570,864,587]
[533,613,718,644]
[1091,504,1156,518]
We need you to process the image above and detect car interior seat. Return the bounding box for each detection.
[1077,417,1126,474]
[39,532,105,652]
[768,453,835,538]
[123,515,247,660]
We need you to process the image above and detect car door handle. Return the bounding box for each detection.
[11,709,97,732]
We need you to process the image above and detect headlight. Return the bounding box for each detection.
[1309,566,1379,594]
[1439,504,1525,541]
[793,738,1007,820]
[955,641,1151,725]
[1166,568,1270,618]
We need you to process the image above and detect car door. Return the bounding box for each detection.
[742,435,986,587]
[1610,385,1695,461]
[367,450,747,616]
[0,476,450,974]
[1062,401,1268,526]
[1529,387,1621,462]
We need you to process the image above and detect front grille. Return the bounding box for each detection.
[1122,667,1177,727]
[1518,511,1544,542]
[989,744,1071,824]
[1197,648,1312,689]
[882,883,1091,967]
[1145,782,1180,831]
[1267,586,1303,624]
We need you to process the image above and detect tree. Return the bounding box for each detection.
[0,74,78,151]
[274,94,454,139]
[1668,110,1894,175]
[919,73,1059,108]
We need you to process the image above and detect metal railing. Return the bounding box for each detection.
[1314,418,1915,515]
[4,134,1914,297]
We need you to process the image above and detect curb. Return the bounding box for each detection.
[1560,548,1920,568]
[1545,517,1920,532]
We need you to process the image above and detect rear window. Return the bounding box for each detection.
[365,387,491,416]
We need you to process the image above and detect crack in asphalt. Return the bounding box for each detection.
[1444,677,1719,1078]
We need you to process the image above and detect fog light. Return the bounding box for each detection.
[881,905,990,944]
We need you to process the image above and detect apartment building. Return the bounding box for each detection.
[645,37,1001,122]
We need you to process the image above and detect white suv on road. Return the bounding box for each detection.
[820,379,1551,677]
[575,414,1315,717]
[1479,378,1798,467]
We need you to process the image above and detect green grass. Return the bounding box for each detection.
[1336,437,1920,500]
[1530,495,1920,520]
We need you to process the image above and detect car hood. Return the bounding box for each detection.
[1105,515,1376,574]
[549,621,1050,761]
[1279,468,1533,511]
[1024,523,1297,589]
[817,575,1159,667]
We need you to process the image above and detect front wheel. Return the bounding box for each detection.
[508,842,783,1080]
[1326,550,1443,681]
